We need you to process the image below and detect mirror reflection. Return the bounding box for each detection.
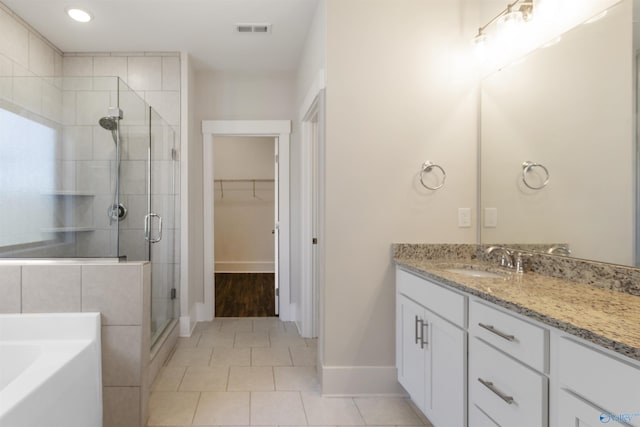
[480,0,637,267]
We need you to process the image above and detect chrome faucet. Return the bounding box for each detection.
[486,246,531,274]
[485,246,514,268]
[547,244,572,256]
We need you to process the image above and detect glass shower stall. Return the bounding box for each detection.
[0,75,180,344]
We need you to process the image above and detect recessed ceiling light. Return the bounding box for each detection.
[66,8,92,23]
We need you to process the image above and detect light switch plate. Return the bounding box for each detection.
[484,208,498,228]
[458,208,471,228]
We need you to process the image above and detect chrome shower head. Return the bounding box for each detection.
[99,116,119,131]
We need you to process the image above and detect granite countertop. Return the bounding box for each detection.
[395,256,640,362]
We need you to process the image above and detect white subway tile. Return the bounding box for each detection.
[92,125,117,161]
[94,56,127,79]
[0,266,21,313]
[145,91,180,126]
[76,160,112,194]
[102,326,143,386]
[82,264,143,325]
[28,33,55,77]
[162,57,180,91]
[62,91,76,125]
[127,56,162,91]
[63,56,93,77]
[76,91,111,125]
[42,80,62,123]
[0,8,29,68]
[60,126,93,161]
[22,265,81,313]
[12,74,41,115]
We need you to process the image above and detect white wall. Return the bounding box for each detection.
[321,0,479,394]
[214,136,275,272]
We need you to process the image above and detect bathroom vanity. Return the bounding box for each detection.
[394,245,640,427]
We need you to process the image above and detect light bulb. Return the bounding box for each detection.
[472,30,488,61]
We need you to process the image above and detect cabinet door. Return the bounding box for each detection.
[558,389,634,427]
[397,294,426,412]
[426,310,467,427]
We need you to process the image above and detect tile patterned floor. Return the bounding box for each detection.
[148,317,433,427]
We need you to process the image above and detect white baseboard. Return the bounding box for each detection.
[179,315,195,337]
[215,261,275,273]
[320,365,407,397]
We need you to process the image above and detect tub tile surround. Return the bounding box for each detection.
[0,260,151,427]
[393,244,640,361]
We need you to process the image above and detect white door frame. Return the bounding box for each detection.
[202,120,292,321]
[299,71,326,338]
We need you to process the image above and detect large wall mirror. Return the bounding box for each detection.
[480,0,637,267]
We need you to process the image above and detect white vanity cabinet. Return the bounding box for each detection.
[554,336,640,427]
[396,269,467,427]
[395,265,640,427]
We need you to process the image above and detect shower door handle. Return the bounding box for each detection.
[144,213,163,243]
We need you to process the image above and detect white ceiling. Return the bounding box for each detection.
[2,0,319,71]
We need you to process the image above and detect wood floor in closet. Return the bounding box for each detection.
[214,273,276,317]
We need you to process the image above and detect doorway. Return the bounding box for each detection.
[212,136,277,317]
[202,120,292,322]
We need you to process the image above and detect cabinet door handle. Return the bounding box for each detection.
[415,315,423,344]
[420,321,428,349]
[478,378,515,404]
[478,323,516,342]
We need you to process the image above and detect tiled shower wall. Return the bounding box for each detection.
[62,53,181,323]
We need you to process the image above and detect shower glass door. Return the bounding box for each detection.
[116,78,178,345]
[149,107,177,344]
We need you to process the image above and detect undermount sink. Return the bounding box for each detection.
[444,268,505,279]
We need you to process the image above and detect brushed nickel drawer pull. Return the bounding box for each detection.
[421,321,428,349]
[478,378,515,404]
[478,323,516,342]
[415,315,422,344]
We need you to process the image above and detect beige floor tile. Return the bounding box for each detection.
[176,333,201,348]
[252,318,285,333]
[289,346,317,367]
[179,366,229,391]
[167,348,213,367]
[274,367,319,391]
[353,398,424,425]
[152,366,186,392]
[305,338,318,348]
[193,320,222,334]
[283,321,299,334]
[269,335,307,348]
[192,391,250,425]
[301,393,364,425]
[210,347,251,367]
[227,366,275,391]
[234,331,270,348]
[250,391,308,425]
[198,332,236,348]
[147,391,200,426]
[251,347,292,366]
[220,319,253,332]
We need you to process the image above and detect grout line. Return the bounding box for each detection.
[299,391,310,426]
[176,365,188,392]
[272,366,277,391]
[225,365,230,391]
[189,391,202,426]
[288,347,294,366]
[353,396,367,425]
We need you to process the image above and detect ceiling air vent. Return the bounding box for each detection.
[235,23,272,34]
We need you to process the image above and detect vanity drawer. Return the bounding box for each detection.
[557,336,640,421]
[469,299,548,372]
[396,269,466,327]
[469,337,548,427]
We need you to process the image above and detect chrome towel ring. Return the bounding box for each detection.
[522,161,550,190]
[420,161,446,190]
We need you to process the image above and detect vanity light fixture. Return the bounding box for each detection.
[66,8,92,23]
[473,0,534,56]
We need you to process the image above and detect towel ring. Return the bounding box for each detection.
[522,161,550,190]
[420,161,446,190]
